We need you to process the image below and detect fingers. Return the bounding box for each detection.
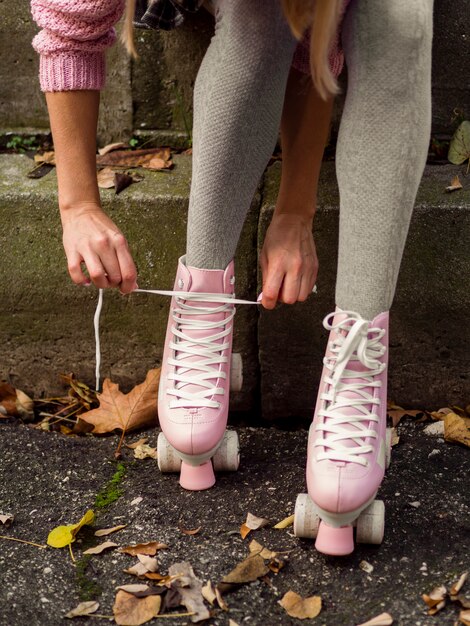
[261,255,318,309]
[66,251,90,286]
[115,233,138,294]
[261,256,284,310]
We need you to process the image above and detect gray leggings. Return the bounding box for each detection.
[186,0,433,320]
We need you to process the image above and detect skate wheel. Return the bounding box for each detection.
[230,353,243,392]
[212,431,240,471]
[293,494,320,539]
[356,500,385,545]
[157,432,182,473]
[385,428,392,469]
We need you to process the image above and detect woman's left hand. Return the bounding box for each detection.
[259,213,318,309]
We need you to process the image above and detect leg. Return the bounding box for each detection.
[158,0,296,489]
[187,0,297,269]
[297,0,433,554]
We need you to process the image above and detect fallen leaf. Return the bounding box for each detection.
[248,539,278,560]
[98,142,127,156]
[460,609,470,626]
[113,589,161,625]
[116,584,153,595]
[387,402,424,427]
[94,524,127,537]
[240,512,270,539]
[422,585,447,614]
[65,600,100,618]
[179,526,201,536]
[218,552,269,593]
[115,172,136,195]
[47,509,95,548]
[136,554,159,573]
[34,150,56,165]
[97,167,116,189]
[446,174,463,192]
[215,586,228,611]
[168,562,210,623]
[0,514,14,527]
[133,443,158,460]
[96,147,173,171]
[83,540,118,555]
[228,621,240,626]
[0,383,34,419]
[201,580,216,606]
[390,427,400,447]
[448,121,470,169]
[27,163,54,179]
[79,369,160,434]
[279,590,322,619]
[126,438,149,449]
[444,413,470,448]
[119,541,167,556]
[124,561,150,578]
[273,514,294,529]
[356,613,394,626]
[451,572,469,596]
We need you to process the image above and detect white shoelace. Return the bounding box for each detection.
[94,288,259,393]
[315,311,386,466]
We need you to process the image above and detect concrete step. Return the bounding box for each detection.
[0,154,468,417]
[2,1,469,142]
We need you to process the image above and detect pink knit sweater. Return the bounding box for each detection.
[31,0,125,91]
[31,0,350,93]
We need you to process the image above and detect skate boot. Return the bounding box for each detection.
[294,309,392,555]
[157,256,242,490]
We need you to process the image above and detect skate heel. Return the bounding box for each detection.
[180,460,215,491]
[315,522,354,556]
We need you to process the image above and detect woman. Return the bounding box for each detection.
[31,0,433,554]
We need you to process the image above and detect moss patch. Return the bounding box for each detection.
[94,462,127,510]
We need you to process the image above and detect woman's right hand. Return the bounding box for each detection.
[60,202,138,294]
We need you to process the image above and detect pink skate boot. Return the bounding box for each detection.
[157,256,242,490]
[294,309,392,555]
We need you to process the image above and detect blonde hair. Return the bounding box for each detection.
[282,0,343,100]
[122,0,137,58]
[122,0,342,98]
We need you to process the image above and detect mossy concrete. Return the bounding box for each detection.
[258,161,470,421]
[0,154,259,412]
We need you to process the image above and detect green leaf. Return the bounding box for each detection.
[448,120,470,165]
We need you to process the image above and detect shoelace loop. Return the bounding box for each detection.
[315,311,386,466]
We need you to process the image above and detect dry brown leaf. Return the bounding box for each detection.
[356,613,394,626]
[79,369,160,434]
[279,590,321,619]
[240,512,270,538]
[446,174,463,192]
[113,590,161,625]
[390,427,400,447]
[387,403,424,427]
[201,581,216,606]
[0,514,14,527]
[218,553,269,594]
[228,621,240,626]
[215,586,228,611]
[94,524,127,537]
[98,142,127,156]
[133,443,158,460]
[137,554,159,573]
[124,561,149,578]
[422,585,447,614]
[119,541,167,556]
[0,383,34,419]
[273,514,294,529]
[83,541,118,555]
[65,600,100,618]
[97,167,116,189]
[126,438,149,449]
[460,609,470,626]
[96,147,173,171]
[444,413,470,448]
[34,151,56,165]
[116,584,152,595]
[248,539,278,560]
[179,526,202,536]
[168,562,210,623]
[451,572,469,597]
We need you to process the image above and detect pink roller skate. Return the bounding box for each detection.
[294,309,392,555]
[157,256,242,490]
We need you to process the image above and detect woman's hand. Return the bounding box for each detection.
[259,213,318,309]
[61,203,138,294]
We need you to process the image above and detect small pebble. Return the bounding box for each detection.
[43,567,52,575]
[409,501,421,508]
[428,449,441,458]
[130,496,143,506]
[359,560,374,573]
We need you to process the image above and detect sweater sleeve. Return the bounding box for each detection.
[31,0,125,92]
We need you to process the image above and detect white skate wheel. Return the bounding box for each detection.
[212,430,240,471]
[293,493,320,539]
[157,432,182,473]
[385,428,392,469]
[356,500,385,545]
[230,353,243,392]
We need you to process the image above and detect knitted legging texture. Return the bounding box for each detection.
[186,0,297,270]
[335,0,433,318]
